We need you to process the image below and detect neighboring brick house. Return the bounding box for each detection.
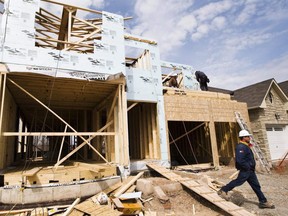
[233,79,288,162]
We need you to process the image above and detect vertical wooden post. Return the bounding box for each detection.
[209,120,220,168]
[57,125,68,163]
[92,108,101,160]
[114,85,121,164]
[0,73,6,134]
[121,84,129,165]
[147,104,153,159]
[151,104,159,159]
[143,105,148,158]
[67,9,72,46]
[83,110,88,160]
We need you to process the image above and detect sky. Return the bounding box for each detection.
[43,0,288,90]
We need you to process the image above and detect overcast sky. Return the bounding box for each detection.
[44,0,288,90]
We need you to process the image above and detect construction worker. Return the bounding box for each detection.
[169,72,178,88]
[195,71,209,91]
[217,129,275,209]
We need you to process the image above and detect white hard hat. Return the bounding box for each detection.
[238,129,251,137]
[171,72,178,76]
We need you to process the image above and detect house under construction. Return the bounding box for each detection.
[0,0,250,205]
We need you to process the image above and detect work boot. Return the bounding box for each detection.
[217,189,229,201]
[259,201,275,209]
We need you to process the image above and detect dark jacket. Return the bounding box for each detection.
[169,76,178,88]
[235,141,256,171]
[195,71,209,83]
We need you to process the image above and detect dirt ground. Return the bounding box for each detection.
[142,162,288,216]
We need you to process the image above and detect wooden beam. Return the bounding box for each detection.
[64,28,102,51]
[127,102,138,112]
[57,125,68,163]
[151,104,159,158]
[36,36,93,48]
[22,167,43,177]
[121,84,129,165]
[57,7,76,50]
[3,132,116,136]
[0,73,6,134]
[209,121,220,168]
[35,13,59,28]
[54,120,114,168]
[41,0,103,15]
[124,35,157,45]
[148,105,153,158]
[113,171,144,197]
[63,198,80,216]
[38,7,61,22]
[169,122,205,144]
[107,86,120,122]
[72,15,102,30]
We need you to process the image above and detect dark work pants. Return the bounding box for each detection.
[221,170,267,203]
[200,82,208,91]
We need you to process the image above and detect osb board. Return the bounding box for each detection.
[72,200,122,216]
[164,92,249,122]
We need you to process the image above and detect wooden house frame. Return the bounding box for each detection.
[0,0,251,179]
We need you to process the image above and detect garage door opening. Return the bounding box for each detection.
[168,121,212,166]
[266,125,288,161]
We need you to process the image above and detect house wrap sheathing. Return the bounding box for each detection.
[0,0,249,183]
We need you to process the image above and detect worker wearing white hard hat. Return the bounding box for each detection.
[218,129,275,209]
[238,129,251,137]
[169,72,178,88]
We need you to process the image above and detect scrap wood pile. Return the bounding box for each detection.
[0,171,154,216]
[0,167,247,216]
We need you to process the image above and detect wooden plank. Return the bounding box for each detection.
[3,132,115,136]
[147,163,255,216]
[63,198,80,216]
[69,209,86,216]
[120,84,129,165]
[0,73,6,134]
[209,118,220,168]
[113,172,144,197]
[22,167,43,177]
[202,192,225,202]
[54,120,113,168]
[151,104,159,158]
[42,0,102,14]
[74,200,121,216]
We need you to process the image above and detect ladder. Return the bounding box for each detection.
[234,112,271,173]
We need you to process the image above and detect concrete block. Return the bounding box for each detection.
[53,184,81,201]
